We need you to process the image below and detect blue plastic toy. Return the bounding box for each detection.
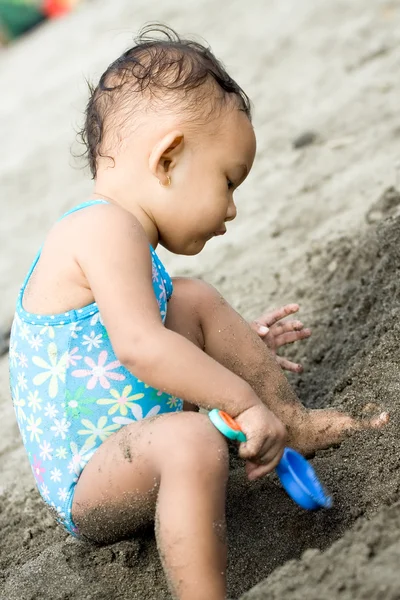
[208,409,332,510]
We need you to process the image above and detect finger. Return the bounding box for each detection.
[246,460,275,481]
[251,321,270,337]
[257,304,300,328]
[245,460,259,478]
[239,433,276,461]
[269,320,305,337]
[246,460,257,473]
[274,328,311,348]
[246,448,284,480]
[257,443,285,469]
[247,463,273,480]
[276,356,303,373]
[250,428,286,467]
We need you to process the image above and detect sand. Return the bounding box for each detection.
[1,1,400,598]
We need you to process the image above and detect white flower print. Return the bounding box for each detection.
[66,399,77,410]
[82,331,103,352]
[13,386,26,422]
[17,372,28,391]
[21,429,27,444]
[67,441,95,476]
[44,402,58,419]
[90,312,104,327]
[55,506,66,518]
[14,313,22,328]
[28,334,43,351]
[55,446,67,460]
[26,415,43,443]
[50,417,71,440]
[18,353,28,368]
[113,404,161,425]
[27,390,42,413]
[11,317,17,337]
[70,323,82,339]
[40,325,55,339]
[66,347,82,367]
[32,342,67,399]
[39,440,53,461]
[158,283,167,305]
[9,340,18,367]
[152,261,159,283]
[50,467,62,482]
[18,322,31,341]
[40,483,50,500]
[57,487,68,502]
[132,404,161,421]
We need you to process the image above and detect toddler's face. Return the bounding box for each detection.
[158,107,256,255]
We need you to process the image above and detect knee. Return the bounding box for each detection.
[172,277,223,312]
[161,412,229,478]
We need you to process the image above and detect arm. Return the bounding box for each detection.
[76,204,259,418]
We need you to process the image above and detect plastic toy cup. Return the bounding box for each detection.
[208,409,332,510]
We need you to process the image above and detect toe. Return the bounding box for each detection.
[369,411,390,429]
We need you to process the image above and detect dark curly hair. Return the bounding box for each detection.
[79,24,252,178]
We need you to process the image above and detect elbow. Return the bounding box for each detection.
[115,330,163,379]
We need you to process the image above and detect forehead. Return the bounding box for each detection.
[213,108,256,165]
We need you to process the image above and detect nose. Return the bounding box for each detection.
[225,198,237,222]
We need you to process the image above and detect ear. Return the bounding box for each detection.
[149,130,184,185]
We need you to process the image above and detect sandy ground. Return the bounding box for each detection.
[1,0,400,598]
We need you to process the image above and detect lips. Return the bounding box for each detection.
[214,229,227,236]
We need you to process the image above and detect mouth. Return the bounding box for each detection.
[214,229,227,236]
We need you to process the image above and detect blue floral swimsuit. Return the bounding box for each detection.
[9,200,183,536]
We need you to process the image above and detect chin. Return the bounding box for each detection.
[188,247,205,256]
[160,239,206,256]
[181,242,206,256]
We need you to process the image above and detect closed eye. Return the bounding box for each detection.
[227,179,234,190]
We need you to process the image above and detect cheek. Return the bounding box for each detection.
[197,206,223,232]
[204,191,229,220]
[214,197,230,223]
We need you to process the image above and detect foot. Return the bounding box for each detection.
[286,408,389,457]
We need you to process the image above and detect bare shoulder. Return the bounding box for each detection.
[23,201,152,315]
[52,201,153,267]
[60,201,148,246]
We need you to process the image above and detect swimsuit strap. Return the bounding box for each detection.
[57,199,109,221]
[19,199,109,295]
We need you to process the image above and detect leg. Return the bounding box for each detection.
[72,412,229,600]
[165,278,388,455]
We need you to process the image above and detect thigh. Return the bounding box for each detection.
[71,411,219,543]
[72,415,163,543]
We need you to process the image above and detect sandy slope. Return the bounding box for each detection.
[1,1,400,598]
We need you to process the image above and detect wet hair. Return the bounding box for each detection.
[79,24,252,178]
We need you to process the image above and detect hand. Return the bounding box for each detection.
[250,303,311,373]
[235,404,287,481]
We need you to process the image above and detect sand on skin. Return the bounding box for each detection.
[1,1,400,598]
